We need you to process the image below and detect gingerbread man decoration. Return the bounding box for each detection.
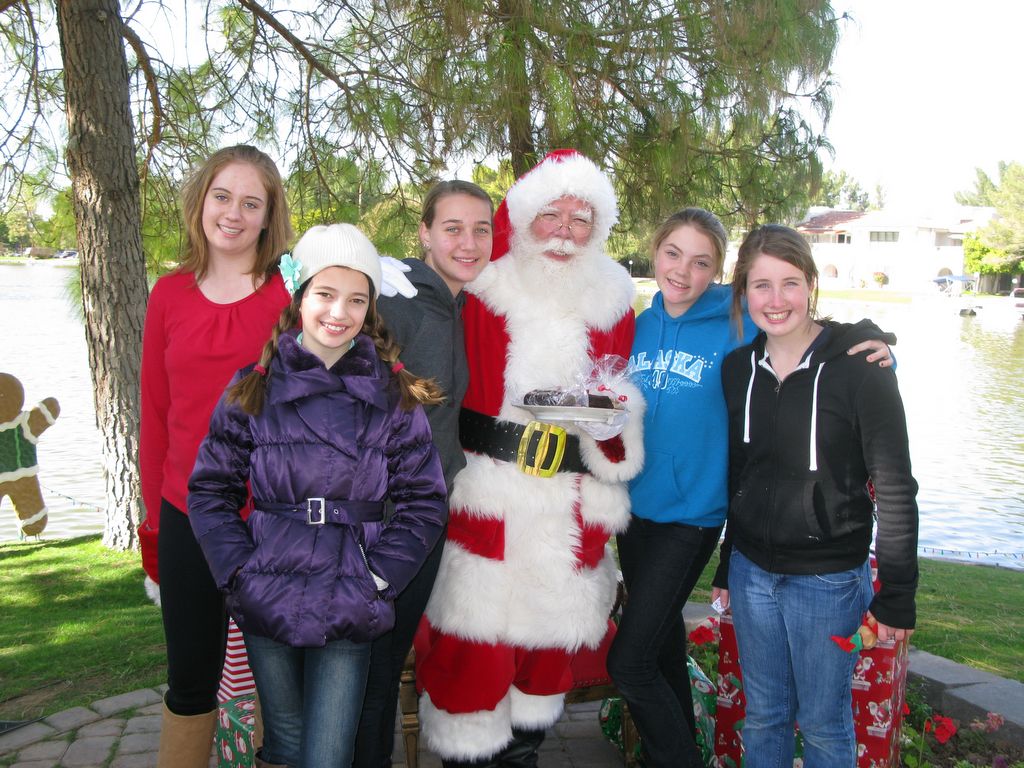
[0,372,60,536]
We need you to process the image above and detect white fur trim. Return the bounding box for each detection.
[509,686,565,730]
[0,412,29,432]
[0,466,39,483]
[575,475,632,533]
[471,244,634,336]
[504,153,618,245]
[36,401,57,426]
[144,576,161,607]
[18,506,47,529]
[419,691,513,761]
[576,378,646,483]
[425,455,621,650]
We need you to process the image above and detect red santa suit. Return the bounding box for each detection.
[415,151,645,761]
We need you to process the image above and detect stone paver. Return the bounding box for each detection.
[0,722,57,754]
[122,714,161,734]
[14,738,69,761]
[117,730,160,754]
[43,707,101,733]
[10,760,59,768]
[60,734,116,767]
[2,608,1021,767]
[111,754,160,768]
[907,649,1024,745]
[76,718,125,737]
[91,689,162,718]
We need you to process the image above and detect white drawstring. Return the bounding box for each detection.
[743,350,756,444]
[809,362,825,471]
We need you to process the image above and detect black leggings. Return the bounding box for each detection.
[158,499,228,715]
[352,529,446,767]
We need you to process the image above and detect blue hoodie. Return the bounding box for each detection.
[628,283,756,527]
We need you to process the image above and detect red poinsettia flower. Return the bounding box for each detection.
[688,624,716,646]
[902,702,910,716]
[933,715,957,744]
[924,719,933,733]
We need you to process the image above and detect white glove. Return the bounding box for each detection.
[379,256,418,298]
[578,410,628,441]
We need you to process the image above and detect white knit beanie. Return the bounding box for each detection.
[288,223,383,297]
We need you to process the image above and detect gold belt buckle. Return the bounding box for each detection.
[516,421,566,478]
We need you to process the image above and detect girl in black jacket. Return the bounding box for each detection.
[712,224,918,768]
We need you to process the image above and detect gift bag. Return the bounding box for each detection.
[214,618,258,767]
[714,559,908,768]
[218,618,256,703]
[599,655,717,764]
[215,693,257,768]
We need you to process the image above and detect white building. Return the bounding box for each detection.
[795,205,995,291]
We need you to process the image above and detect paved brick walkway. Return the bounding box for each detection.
[0,691,622,768]
[4,602,1021,767]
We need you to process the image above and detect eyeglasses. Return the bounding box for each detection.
[534,212,594,235]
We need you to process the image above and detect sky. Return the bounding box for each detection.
[823,0,1023,212]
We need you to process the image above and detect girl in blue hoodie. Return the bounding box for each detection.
[607,208,890,768]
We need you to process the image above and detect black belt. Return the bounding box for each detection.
[459,408,588,477]
[256,499,385,526]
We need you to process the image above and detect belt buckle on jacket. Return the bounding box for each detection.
[307,498,326,525]
[516,421,566,478]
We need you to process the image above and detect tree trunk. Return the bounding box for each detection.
[55,0,147,550]
[497,0,537,177]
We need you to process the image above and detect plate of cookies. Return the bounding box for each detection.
[518,389,624,424]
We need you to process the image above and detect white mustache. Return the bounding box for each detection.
[540,237,580,257]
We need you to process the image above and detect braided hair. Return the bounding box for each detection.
[227,279,443,415]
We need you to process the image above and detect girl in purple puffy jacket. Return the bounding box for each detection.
[188,223,448,768]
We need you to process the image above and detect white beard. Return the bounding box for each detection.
[510,232,606,299]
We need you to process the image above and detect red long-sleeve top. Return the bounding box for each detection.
[138,270,289,581]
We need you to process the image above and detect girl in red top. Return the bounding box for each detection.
[139,145,293,767]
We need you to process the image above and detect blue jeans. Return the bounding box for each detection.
[607,516,722,768]
[729,549,873,768]
[245,633,372,768]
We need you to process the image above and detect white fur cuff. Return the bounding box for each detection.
[144,576,161,607]
[420,691,513,761]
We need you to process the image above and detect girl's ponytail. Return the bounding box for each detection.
[227,296,302,415]
[364,307,444,410]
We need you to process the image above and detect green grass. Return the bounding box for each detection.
[1,536,1021,723]
[0,535,165,722]
[688,552,1024,683]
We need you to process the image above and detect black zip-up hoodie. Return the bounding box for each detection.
[713,319,919,629]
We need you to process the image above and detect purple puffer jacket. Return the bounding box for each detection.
[188,331,447,648]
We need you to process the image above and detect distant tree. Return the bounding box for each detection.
[962,234,1016,275]
[872,183,886,211]
[977,163,1024,258]
[818,169,846,207]
[815,168,871,211]
[955,165,1001,206]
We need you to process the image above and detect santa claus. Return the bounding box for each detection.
[415,150,645,767]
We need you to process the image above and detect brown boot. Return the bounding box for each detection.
[156,699,218,768]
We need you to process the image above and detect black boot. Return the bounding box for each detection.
[497,728,545,768]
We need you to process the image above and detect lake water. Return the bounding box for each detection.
[2,262,1023,568]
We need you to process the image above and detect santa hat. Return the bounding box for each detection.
[491,149,619,261]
